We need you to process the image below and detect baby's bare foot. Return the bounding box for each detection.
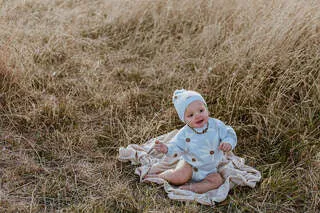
[144,174,159,179]
[179,184,193,191]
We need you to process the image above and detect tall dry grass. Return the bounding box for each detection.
[0,0,319,212]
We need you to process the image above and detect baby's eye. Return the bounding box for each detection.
[200,109,204,113]
[188,114,193,117]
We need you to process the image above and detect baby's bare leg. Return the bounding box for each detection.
[159,160,192,185]
[179,173,223,194]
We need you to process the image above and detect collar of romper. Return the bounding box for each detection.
[187,121,209,134]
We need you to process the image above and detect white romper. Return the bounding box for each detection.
[166,117,237,181]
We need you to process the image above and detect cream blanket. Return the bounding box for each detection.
[118,130,261,206]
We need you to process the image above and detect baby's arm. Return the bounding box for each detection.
[216,119,237,152]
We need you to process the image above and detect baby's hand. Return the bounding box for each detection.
[153,140,168,154]
[219,142,232,152]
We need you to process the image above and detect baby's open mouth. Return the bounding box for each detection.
[196,119,204,125]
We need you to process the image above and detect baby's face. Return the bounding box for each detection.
[184,100,209,128]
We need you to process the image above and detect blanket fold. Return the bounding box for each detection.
[118,130,261,206]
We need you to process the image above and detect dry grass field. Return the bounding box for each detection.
[1,0,320,212]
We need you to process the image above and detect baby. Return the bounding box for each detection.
[152,89,237,194]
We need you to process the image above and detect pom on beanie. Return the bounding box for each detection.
[172,89,206,122]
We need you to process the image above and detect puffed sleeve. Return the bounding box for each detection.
[215,119,237,150]
[166,128,186,157]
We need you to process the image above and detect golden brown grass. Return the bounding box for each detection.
[0,0,319,212]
